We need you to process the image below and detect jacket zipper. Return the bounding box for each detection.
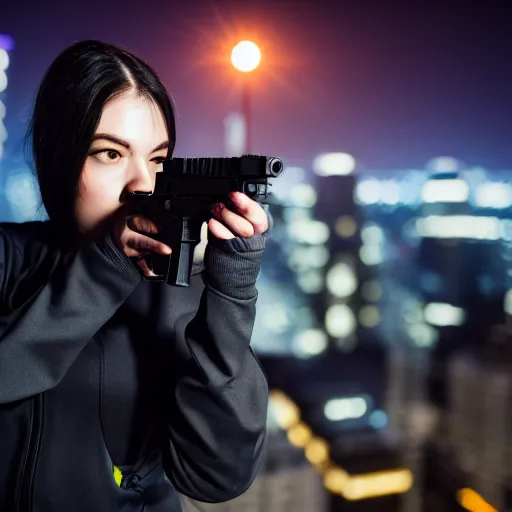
[16,394,44,512]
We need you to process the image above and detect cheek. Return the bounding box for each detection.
[76,166,123,222]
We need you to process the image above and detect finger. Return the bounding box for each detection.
[136,257,161,278]
[127,215,158,234]
[208,218,235,240]
[212,203,255,238]
[125,231,172,257]
[228,192,268,234]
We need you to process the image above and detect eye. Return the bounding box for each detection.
[90,149,122,163]
[105,150,120,161]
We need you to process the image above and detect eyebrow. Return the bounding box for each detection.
[91,133,169,154]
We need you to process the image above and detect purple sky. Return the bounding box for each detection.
[1,0,511,170]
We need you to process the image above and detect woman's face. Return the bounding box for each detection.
[75,90,169,239]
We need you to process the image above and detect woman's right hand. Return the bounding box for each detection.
[113,214,172,276]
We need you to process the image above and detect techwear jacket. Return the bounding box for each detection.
[0,221,268,511]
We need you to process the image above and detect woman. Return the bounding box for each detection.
[0,40,269,511]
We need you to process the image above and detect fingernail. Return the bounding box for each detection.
[230,191,244,204]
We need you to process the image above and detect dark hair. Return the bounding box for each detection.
[27,40,176,237]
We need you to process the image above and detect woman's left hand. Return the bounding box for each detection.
[209,191,268,240]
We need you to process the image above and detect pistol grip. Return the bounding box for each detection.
[150,217,203,287]
[166,242,195,286]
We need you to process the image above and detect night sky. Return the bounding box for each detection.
[1,1,511,170]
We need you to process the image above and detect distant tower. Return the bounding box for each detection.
[224,112,246,157]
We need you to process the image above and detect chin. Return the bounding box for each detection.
[78,217,114,242]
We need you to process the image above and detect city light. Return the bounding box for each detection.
[361,224,385,245]
[231,41,261,73]
[287,219,330,245]
[416,215,501,240]
[355,178,382,205]
[359,244,384,266]
[343,469,414,501]
[269,390,414,501]
[288,245,330,271]
[292,329,328,357]
[420,178,470,203]
[296,269,325,294]
[313,152,356,177]
[287,422,313,448]
[0,49,9,72]
[324,397,368,421]
[324,468,350,494]
[325,262,358,298]
[0,38,10,160]
[504,289,512,316]
[269,391,301,429]
[305,437,330,467]
[369,410,388,429]
[359,305,381,328]
[424,303,466,327]
[289,183,318,207]
[325,304,357,339]
[407,322,439,348]
[475,182,512,209]
[334,215,357,238]
[0,70,7,93]
[458,488,498,512]
[379,179,400,205]
[260,303,293,333]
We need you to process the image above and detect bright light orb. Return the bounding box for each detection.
[231,41,261,73]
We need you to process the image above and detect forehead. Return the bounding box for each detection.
[95,91,168,146]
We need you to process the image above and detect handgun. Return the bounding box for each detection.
[128,154,284,286]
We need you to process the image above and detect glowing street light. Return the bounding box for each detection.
[230,40,261,154]
[231,41,261,73]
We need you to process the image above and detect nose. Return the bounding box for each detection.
[125,159,154,194]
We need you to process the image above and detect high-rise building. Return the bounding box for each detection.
[0,34,14,222]
[446,352,510,511]
[0,34,12,162]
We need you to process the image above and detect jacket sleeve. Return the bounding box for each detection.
[0,223,141,404]
[163,233,269,503]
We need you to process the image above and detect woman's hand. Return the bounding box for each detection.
[209,192,268,240]
[114,214,171,277]
[113,191,267,277]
